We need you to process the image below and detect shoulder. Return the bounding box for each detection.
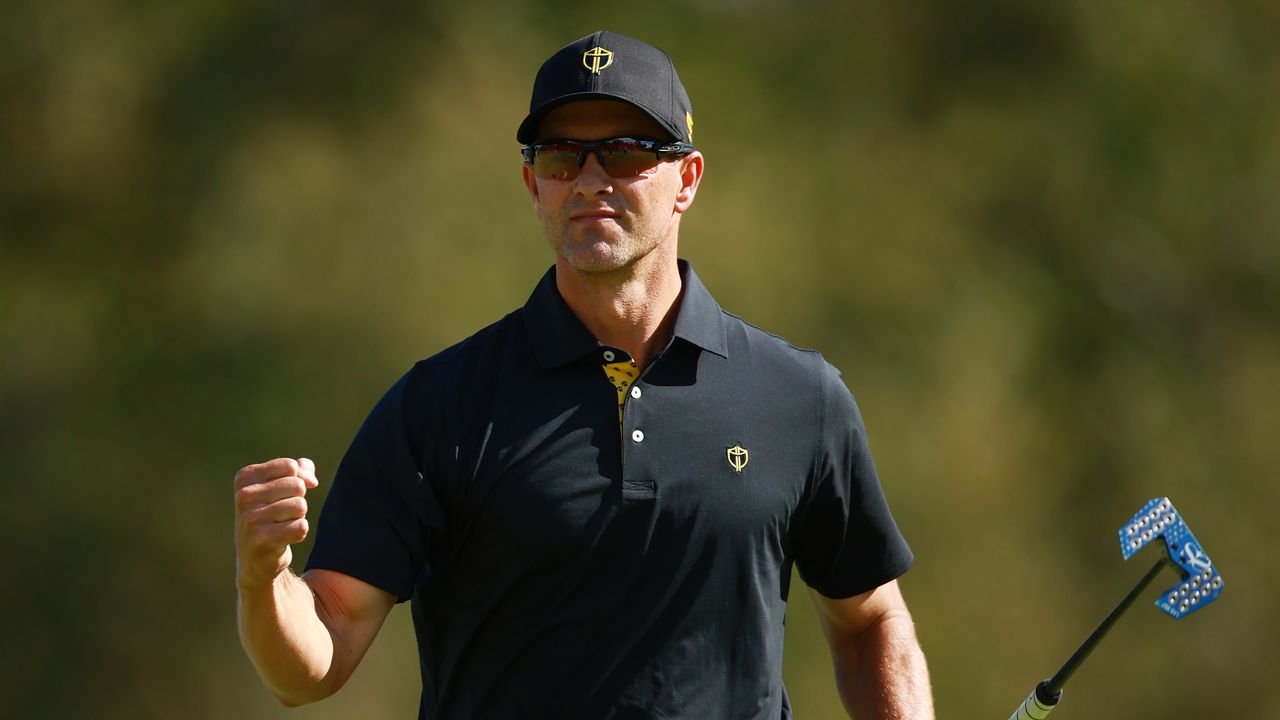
[719,310,841,389]
[368,308,526,440]
[403,309,525,393]
[717,311,861,438]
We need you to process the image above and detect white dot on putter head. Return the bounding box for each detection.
[1212,577,1223,588]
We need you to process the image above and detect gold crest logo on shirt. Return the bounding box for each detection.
[727,444,749,473]
[583,46,614,75]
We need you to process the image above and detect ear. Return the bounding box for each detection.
[673,151,703,214]
[521,163,541,209]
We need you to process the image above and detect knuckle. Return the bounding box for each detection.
[241,522,264,547]
[233,485,255,512]
[241,506,264,530]
[233,465,255,487]
[280,497,307,520]
[247,507,275,533]
[236,458,298,488]
[273,519,303,545]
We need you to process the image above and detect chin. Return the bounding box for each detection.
[561,252,633,275]
[554,236,631,273]
[549,226,665,275]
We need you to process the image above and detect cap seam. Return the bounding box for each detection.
[665,49,676,138]
[590,30,602,94]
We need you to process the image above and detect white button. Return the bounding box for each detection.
[602,350,616,362]
[631,429,644,443]
[630,386,641,399]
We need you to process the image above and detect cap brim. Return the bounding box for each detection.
[516,92,684,144]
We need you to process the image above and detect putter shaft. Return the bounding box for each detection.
[1045,557,1168,695]
[1007,557,1168,720]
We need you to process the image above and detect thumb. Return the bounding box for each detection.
[297,457,319,489]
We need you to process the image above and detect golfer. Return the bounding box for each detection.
[234,30,934,719]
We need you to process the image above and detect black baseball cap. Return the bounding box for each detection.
[517,31,695,146]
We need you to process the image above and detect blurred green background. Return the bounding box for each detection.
[3,1,1277,717]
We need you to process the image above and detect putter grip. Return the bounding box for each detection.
[1007,681,1060,720]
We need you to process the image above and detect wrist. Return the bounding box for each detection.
[236,565,291,596]
[236,547,295,594]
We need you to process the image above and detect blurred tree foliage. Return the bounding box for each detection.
[2,1,1277,718]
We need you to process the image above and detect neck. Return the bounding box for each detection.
[554,248,683,371]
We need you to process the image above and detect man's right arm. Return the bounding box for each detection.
[233,458,397,706]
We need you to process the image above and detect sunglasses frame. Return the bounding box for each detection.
[520,136,696,179]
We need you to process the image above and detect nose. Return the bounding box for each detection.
[574,152,614,196]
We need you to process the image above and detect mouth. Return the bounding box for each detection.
[569,209,620,222]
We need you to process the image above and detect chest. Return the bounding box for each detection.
[433,348,815,572]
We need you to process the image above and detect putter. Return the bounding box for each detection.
[1007,497,1224,720]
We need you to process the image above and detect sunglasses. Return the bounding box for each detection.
[521,137,695,180]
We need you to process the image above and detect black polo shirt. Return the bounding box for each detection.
[306,260,913,719]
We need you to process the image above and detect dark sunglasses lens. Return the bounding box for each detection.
[531,140,665,180]
[532,143,582,180]
[599,141,661,177]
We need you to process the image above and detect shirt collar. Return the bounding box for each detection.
[670,259,729,359]
[522,259,729,370]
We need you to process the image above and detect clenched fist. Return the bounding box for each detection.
[234,457,319,592]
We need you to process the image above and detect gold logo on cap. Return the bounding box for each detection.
[686,111,694,140]
[727,444,749,473]
[583,46,614,75]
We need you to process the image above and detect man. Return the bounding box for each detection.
[234,31,934,719]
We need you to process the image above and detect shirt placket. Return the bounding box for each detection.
[597,347,655,500]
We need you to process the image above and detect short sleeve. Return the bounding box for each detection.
[304,370,447,602]
[792,357,913,599]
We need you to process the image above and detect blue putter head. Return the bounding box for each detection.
[1118,497,1224,619]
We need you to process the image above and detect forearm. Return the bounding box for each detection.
[830,610,934,720]
[237,570,338,706]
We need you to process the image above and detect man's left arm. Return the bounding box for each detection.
[808,579,935,720]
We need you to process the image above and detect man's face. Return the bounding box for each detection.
[522,100,701,275]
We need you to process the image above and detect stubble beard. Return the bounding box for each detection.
[548,215,665,276]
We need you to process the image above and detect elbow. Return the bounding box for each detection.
[271,689,320,708]
[275,694,307,709]
[271,689,329,709]
[269,674,345,708]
